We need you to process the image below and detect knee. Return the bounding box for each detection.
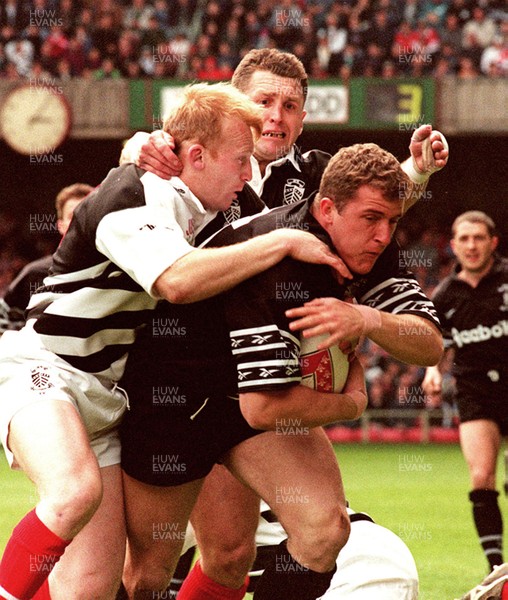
[201,537,256,585]
[470,467,496,490]
[124,562,173,597]
[40,467,103,538]
[288,505,350,571]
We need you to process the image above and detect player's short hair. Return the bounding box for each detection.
[163,82,263,156]
[55,183,94,220]
[451,211,497,237]
[317,143,409,211]
[232,48,308,104]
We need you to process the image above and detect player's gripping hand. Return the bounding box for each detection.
[121,130,182,179]
[280,230,352,284]
[408,124,449,182]
[286,297,379,349]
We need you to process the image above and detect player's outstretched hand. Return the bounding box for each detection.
[286,297,366,349]
[409,124,449,178]
[282,230,352,284]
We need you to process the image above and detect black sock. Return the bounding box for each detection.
[470,488,503,570]
[253,539,335,600]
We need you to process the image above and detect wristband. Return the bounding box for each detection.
[354,305,382,335]
[404,159,430,184]
[406,130,450,183]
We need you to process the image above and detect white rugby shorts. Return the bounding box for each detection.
[0,324,127,468]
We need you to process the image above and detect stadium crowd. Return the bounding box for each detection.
[0,0,506,82]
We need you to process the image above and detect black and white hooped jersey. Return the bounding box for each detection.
[26,164,217,381]
[432,255,508,377]
[207,197,441,394]
[250,146,330,209]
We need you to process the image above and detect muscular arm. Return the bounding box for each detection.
[287,298,443,366]
[154,228,350,303]
[240,356,367,430]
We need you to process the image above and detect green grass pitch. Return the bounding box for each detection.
[1,442,505,599]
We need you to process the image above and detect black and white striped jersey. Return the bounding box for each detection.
[206,197,441,394]
[26,164,218,381]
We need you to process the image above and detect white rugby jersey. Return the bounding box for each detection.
[27,164,217,381]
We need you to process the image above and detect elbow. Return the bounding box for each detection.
[353,392,368,420]
[423,333,444,366]
[153,276,194,304]
[240,395,277,431]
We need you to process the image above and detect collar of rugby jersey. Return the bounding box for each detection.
[249,146,302,197]
[167,176,219,231]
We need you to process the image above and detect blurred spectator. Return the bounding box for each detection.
[0,0,506,81]
[85,46,102,72]
[457,54,480,78]
[392,20,420,73]
[93,12,120,59]
[58,0,80,32]
[167,0,199,39]
[93,56,121,79]
[462,7,497,50]
[42,24,69,63]
[361,42,384,76]
[140,14,167,49]
[55,56,72,80]
[123,0,155,31]
[418,0,449,27]
[1,0,29,30]
[318,12,348,75]
[480,34,508,75]
[5,36,34,76]
[439,13,463,56]
[447,0,472,27]
[364,9,396,57]
[223,17,246,56]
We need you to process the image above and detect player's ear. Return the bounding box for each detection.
[187,143,205,170]
[491,235,499,251]
[318,197,337,223]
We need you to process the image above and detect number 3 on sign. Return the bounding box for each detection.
[397,84,423,125]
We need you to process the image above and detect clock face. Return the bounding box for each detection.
[0,85,72,155]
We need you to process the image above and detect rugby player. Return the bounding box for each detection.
[0,183,94,334]
[423,211,508,572]
[119,48,448,600]
[0,83,341,600]
[118,144,442,599]
[175,496,420,600]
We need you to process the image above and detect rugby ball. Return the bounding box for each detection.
[300,334,349,393]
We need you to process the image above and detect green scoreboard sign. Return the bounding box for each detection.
[129,78,435,131]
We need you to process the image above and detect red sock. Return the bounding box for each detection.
[178,560,248,600]
[0,509,69,600]
[502,581,508,600]
[31,579,51,600]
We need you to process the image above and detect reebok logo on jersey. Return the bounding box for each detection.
[451,319,508,348]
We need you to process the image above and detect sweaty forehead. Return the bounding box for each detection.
[246,70,304,102]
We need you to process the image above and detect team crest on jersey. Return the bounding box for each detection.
[498,284,508,311]
[223,198,241,224]
[30,366,55,393]
[283,179,305,205]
